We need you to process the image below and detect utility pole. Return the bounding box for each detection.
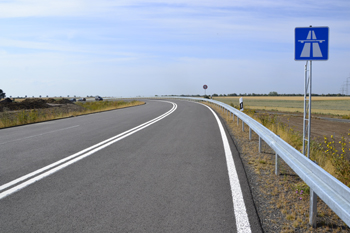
[346,77,350,96]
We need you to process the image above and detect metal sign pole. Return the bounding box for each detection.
[302,60,312,159]
[308,61,312,158]
[302,61,307,155]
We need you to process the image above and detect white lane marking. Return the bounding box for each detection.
[0,125,80,145]
[200,103,252,233]
[0,101,177,199]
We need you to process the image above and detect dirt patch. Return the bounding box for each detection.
[254,110,350,142]
[0,98,76,112]
[55,99,72,104]
[46,98,57,103]
[253,110,350,160]
[1,98,13,103]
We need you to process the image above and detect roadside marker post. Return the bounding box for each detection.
[295,25,329,228]
[239,97,243,111]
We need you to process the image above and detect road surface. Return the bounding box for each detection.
[0,99,261,232]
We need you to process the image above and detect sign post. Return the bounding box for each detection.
[295,25,329,228]
[203,84,208,96]
[295,26,329,158]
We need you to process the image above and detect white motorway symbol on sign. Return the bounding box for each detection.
[295,27,329,61]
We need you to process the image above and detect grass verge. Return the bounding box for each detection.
[206,103,350,232]
[0,100,145,129]
[228,102,350,187]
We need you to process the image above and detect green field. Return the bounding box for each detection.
[213,96,350,115]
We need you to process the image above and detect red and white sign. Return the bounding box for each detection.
[203,85,208,90]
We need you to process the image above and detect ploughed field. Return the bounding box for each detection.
[214,96,350,155]
[214,96,350,116]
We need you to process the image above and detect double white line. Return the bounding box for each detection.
[0,101,177,200]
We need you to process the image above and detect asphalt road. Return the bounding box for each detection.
[0,100,261,232]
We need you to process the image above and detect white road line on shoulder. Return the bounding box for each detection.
[200,103,252,233]
[0,125,80,145]
[0,101,177,200]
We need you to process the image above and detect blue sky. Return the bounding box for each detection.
[1,0,350,97]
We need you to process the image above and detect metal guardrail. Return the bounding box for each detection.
[168,97,350,227]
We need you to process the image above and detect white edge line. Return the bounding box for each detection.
[0,101,177,197]
[199,103,252,233]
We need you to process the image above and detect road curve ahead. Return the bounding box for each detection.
[0,99,261,232]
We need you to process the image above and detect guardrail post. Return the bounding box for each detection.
[249,127,252,140]
[275,152,280,175]
[259,137,261,153]
[275,135,281,175]
[242,121,244,132]
[310,189,318,228]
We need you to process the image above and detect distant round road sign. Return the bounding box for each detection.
[203,85,208,90]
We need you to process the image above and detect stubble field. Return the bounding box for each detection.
[213,96,350,116]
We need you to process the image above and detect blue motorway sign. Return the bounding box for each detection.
[295,27,329,60]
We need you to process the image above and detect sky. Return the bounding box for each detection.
[0,0,350,97]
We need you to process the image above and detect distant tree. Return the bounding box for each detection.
[0,89,6,99]
[268,91,278,96]
[212,93,218,97]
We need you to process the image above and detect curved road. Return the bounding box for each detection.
[0,100,261,232]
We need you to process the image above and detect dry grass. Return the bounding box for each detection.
[0,100,144,129]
